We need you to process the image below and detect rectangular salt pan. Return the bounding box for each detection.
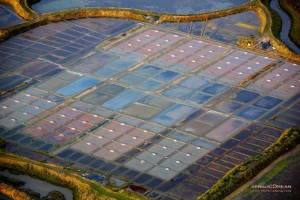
[102,89,144,111]
[56,77,100,96]
[205,118,249,142]
[151,104,197,126]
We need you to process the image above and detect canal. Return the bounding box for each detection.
[0,170,73,200]
[270,0,300,54]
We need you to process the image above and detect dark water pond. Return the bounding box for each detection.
[0,170,73,200]
[32,0,249,14]
[83,173,105,184]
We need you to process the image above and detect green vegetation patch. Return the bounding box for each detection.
[198,127,300,200]
[229,144,300,199]
[0,152,147,200]
[256,151,300,186]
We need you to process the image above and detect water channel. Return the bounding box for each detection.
[270,0,300,54]
[0,170,73,200]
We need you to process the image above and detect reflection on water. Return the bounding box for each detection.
[32,0,249,14]
[270,0,300,54]
[0,170,73,200]
[0,4,25,29]
[162,11,261,44]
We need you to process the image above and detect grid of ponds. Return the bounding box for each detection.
[162,11,261,44]
[0,3,25,29]
[0,17,138,103]
[0,18,138,73]
[0,88,62,129]
[0,18,299,200]
[32,0,249,14]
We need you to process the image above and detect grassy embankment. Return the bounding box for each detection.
[0,0,38,20]
[259,0,282,39]
[279,0,300,48]
[1,0,299,61]
[0,0,269,39]
[257,0,300,60]
[0,152,147,200]
[227,146,300,199]
[198,127,300,200]
[0,183,31,200]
